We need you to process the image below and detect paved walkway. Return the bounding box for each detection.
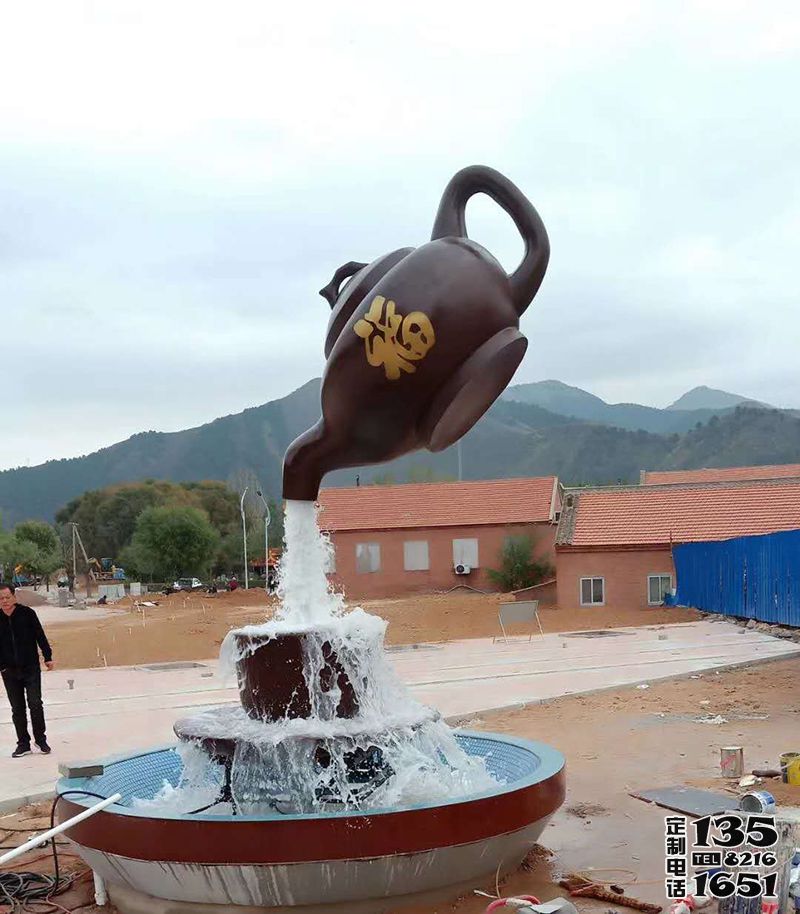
[1,621,797,809]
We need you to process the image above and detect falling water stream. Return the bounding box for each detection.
[136,501,495,815]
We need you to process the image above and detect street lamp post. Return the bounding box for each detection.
[256,490,271,594]
[240,487,249,590]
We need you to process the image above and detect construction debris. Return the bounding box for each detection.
[738,774,760,788]
[631,786,734,817]
[559,875,661,914]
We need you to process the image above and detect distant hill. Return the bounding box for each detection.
[658,408,800,471]
[667,385,770,412]
[1,380,799,526]
[504,380,607,418]
[0,385,574,526]
[0,379,324,528]
[503,380,775,434]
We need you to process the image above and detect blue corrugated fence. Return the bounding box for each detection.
[673,528,800,626]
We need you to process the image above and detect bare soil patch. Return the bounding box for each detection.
[43,589,701,670]
[364,591,701,645]
[396,655,800,913]
[12,587,48,606]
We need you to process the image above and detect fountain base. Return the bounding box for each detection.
[79,817,550,913]
[96,819,546,913]
[58,733,565,909]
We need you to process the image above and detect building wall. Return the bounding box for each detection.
[511,579,557,607]
[555,547,675,612]
[327,522,556,600]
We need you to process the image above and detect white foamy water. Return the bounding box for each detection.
[136,500,495,816]
[275,500,345,624]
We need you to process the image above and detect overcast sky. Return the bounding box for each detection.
[3,1,799,470]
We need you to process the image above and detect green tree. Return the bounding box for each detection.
[184,481,241,536]
[55,489,105,556]
[215,530,245,577]
[487,535,554,592]
[125,506,220,582]
[56,480,243,562]
[0,533,38,582]
[92,486,164,557]
[267,497,284,550]
[9,521,63,587]
[14,520,61,556]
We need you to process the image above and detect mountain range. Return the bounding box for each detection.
[501,381,774,433]
[2,380,798,526]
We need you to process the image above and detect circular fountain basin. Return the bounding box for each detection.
[57,731,565,913]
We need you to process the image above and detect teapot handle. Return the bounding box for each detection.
[319,261,368,307]
[430,165,549,317]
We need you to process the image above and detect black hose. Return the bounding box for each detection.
[51,790,111,893]
[0,868,67,910]
[186,799,223,814]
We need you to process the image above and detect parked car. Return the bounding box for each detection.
[173,577,204,591]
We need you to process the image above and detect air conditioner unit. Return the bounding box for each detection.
[454,563,471,575]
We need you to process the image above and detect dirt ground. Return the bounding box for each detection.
[3,655,798,914]
[0,798,94,911]
[13,588,47,606]
[405,654,800,913]
[34,588,701,670]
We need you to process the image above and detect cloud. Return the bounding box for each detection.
[2,1,799,468]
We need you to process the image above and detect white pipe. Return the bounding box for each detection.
[93,869,108,906]
[0,793,122,866]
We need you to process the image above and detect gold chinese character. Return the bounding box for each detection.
[353,296,435,381]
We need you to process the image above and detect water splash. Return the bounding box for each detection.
[139,499,495,815]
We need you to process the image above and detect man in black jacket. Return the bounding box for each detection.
[0,582,54,757]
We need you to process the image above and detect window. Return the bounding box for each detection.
[580,577,605,606]
[404,540,429,571]
[355,542,380,574]
[452,538,479,568]
[648,574,673,605]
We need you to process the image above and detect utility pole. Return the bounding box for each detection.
[256,490,271,594]
[71,523,94,597]
[240,488,249,590]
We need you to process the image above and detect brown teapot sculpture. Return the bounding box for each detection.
[282,165,549,501]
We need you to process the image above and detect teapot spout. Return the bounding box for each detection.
[282,420,339,502]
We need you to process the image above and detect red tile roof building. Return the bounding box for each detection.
[558,480,800,549]
[317,477,560,599]
[555,479,800,612]
[318,477,559,532]
[641,463,800,486]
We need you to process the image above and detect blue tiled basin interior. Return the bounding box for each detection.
[58,732,564,821]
